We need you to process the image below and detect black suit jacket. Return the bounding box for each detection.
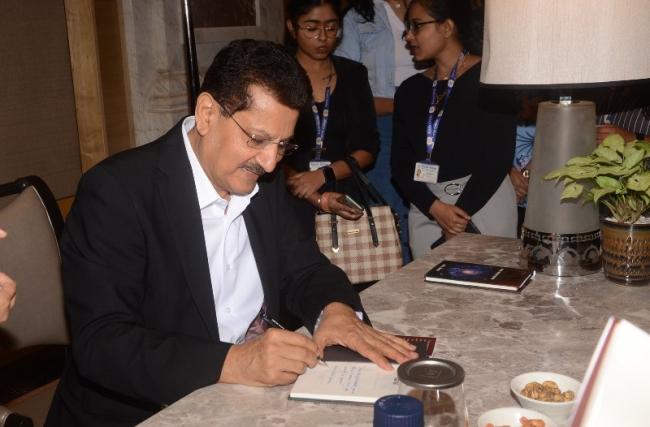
[46,121,362,426]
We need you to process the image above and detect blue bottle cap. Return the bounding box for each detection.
[373,394,424,427]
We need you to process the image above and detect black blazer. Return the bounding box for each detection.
[46,120,362,426]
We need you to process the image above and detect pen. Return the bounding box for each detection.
[261,312,328,367]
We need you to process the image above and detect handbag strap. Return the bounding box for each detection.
[329,171,339,252]
[344,156,390,206]
[344,156,402,233]
[343,157,379,247]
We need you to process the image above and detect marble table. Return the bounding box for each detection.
[139,233,650,427]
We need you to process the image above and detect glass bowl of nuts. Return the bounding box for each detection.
[510,372,581,424]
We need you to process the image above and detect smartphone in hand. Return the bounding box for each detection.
[336,194,363,211]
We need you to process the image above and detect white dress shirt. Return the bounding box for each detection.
[182,116,264,344]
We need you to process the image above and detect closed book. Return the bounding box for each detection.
[323,335,436,363]
[424,260,534,292]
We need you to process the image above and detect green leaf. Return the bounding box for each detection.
[623,142,637,158]
[544,168,563,180]
[596,175,622,190]
[594,146,621,163]
[544,165,598,180]
[560,182,584,199]
[591,187,616,203]
[634,141,650,156]
[602,134,625,153]
[622,147,645,169]
[567,156,596,166]
[598,165,638,176]
[564,165,598,179]
[626,172,650,191]
[563,177,574,185]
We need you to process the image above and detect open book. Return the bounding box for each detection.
[289,335,435,404]
[424,260,534,292]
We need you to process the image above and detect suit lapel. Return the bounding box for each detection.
[155,121,220,341]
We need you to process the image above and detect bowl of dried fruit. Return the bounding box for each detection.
[477,407,557,427]
[510,372,580,423]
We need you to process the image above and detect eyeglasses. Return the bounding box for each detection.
[225,109,298,157]
[296,24,341,39]
[402,19,438,39]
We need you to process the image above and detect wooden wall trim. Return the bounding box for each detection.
[64,0,109,172]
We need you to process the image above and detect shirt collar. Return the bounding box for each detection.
[181,116,259,211]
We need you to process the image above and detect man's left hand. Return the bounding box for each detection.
[312,302,418,370]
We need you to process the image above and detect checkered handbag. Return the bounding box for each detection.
[314,158,402,284]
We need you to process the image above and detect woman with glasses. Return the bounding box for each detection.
[335,0,416,263]
[392,0,517,259]
[284,0,379,221]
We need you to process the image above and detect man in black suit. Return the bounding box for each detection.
[46,40,416,426]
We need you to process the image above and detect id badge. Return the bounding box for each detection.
[413,161,440,183]
[309,160,331,171]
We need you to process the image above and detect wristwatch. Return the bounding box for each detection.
[321,166,336,186]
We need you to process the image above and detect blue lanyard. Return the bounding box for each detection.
[312,86,331,161]
[425,51,467,162]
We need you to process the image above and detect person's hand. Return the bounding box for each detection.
[287,170,327,199]
[509,167,529,202]
[313,303,418,371]
[0,228,16,323]
[322,192,363,220]
[596,124,635,145]
[0,272,16,323]
[429,200,470,236]
[219,328,319,386]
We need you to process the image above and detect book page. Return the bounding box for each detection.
[290,361,400,404]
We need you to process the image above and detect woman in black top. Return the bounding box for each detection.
[285,0,379,220]
[392,0,517,258]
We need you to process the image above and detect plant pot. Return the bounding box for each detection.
[600,218,650,286]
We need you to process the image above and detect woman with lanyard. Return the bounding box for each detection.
[392,0,517,259]
[284,0,379,223]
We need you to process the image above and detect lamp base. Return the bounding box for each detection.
[522,227,601,276]
[522,99,601,276]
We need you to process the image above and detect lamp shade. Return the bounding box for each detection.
[480,0,650,88]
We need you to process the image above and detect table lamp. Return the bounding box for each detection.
[480,0,650,276]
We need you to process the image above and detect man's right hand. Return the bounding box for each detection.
[219,328,319,386]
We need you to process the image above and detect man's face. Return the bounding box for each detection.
[192,85,299,199]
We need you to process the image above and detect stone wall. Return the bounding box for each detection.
[119,0,285,146]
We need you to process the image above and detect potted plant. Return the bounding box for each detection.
[544,133,650,285]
